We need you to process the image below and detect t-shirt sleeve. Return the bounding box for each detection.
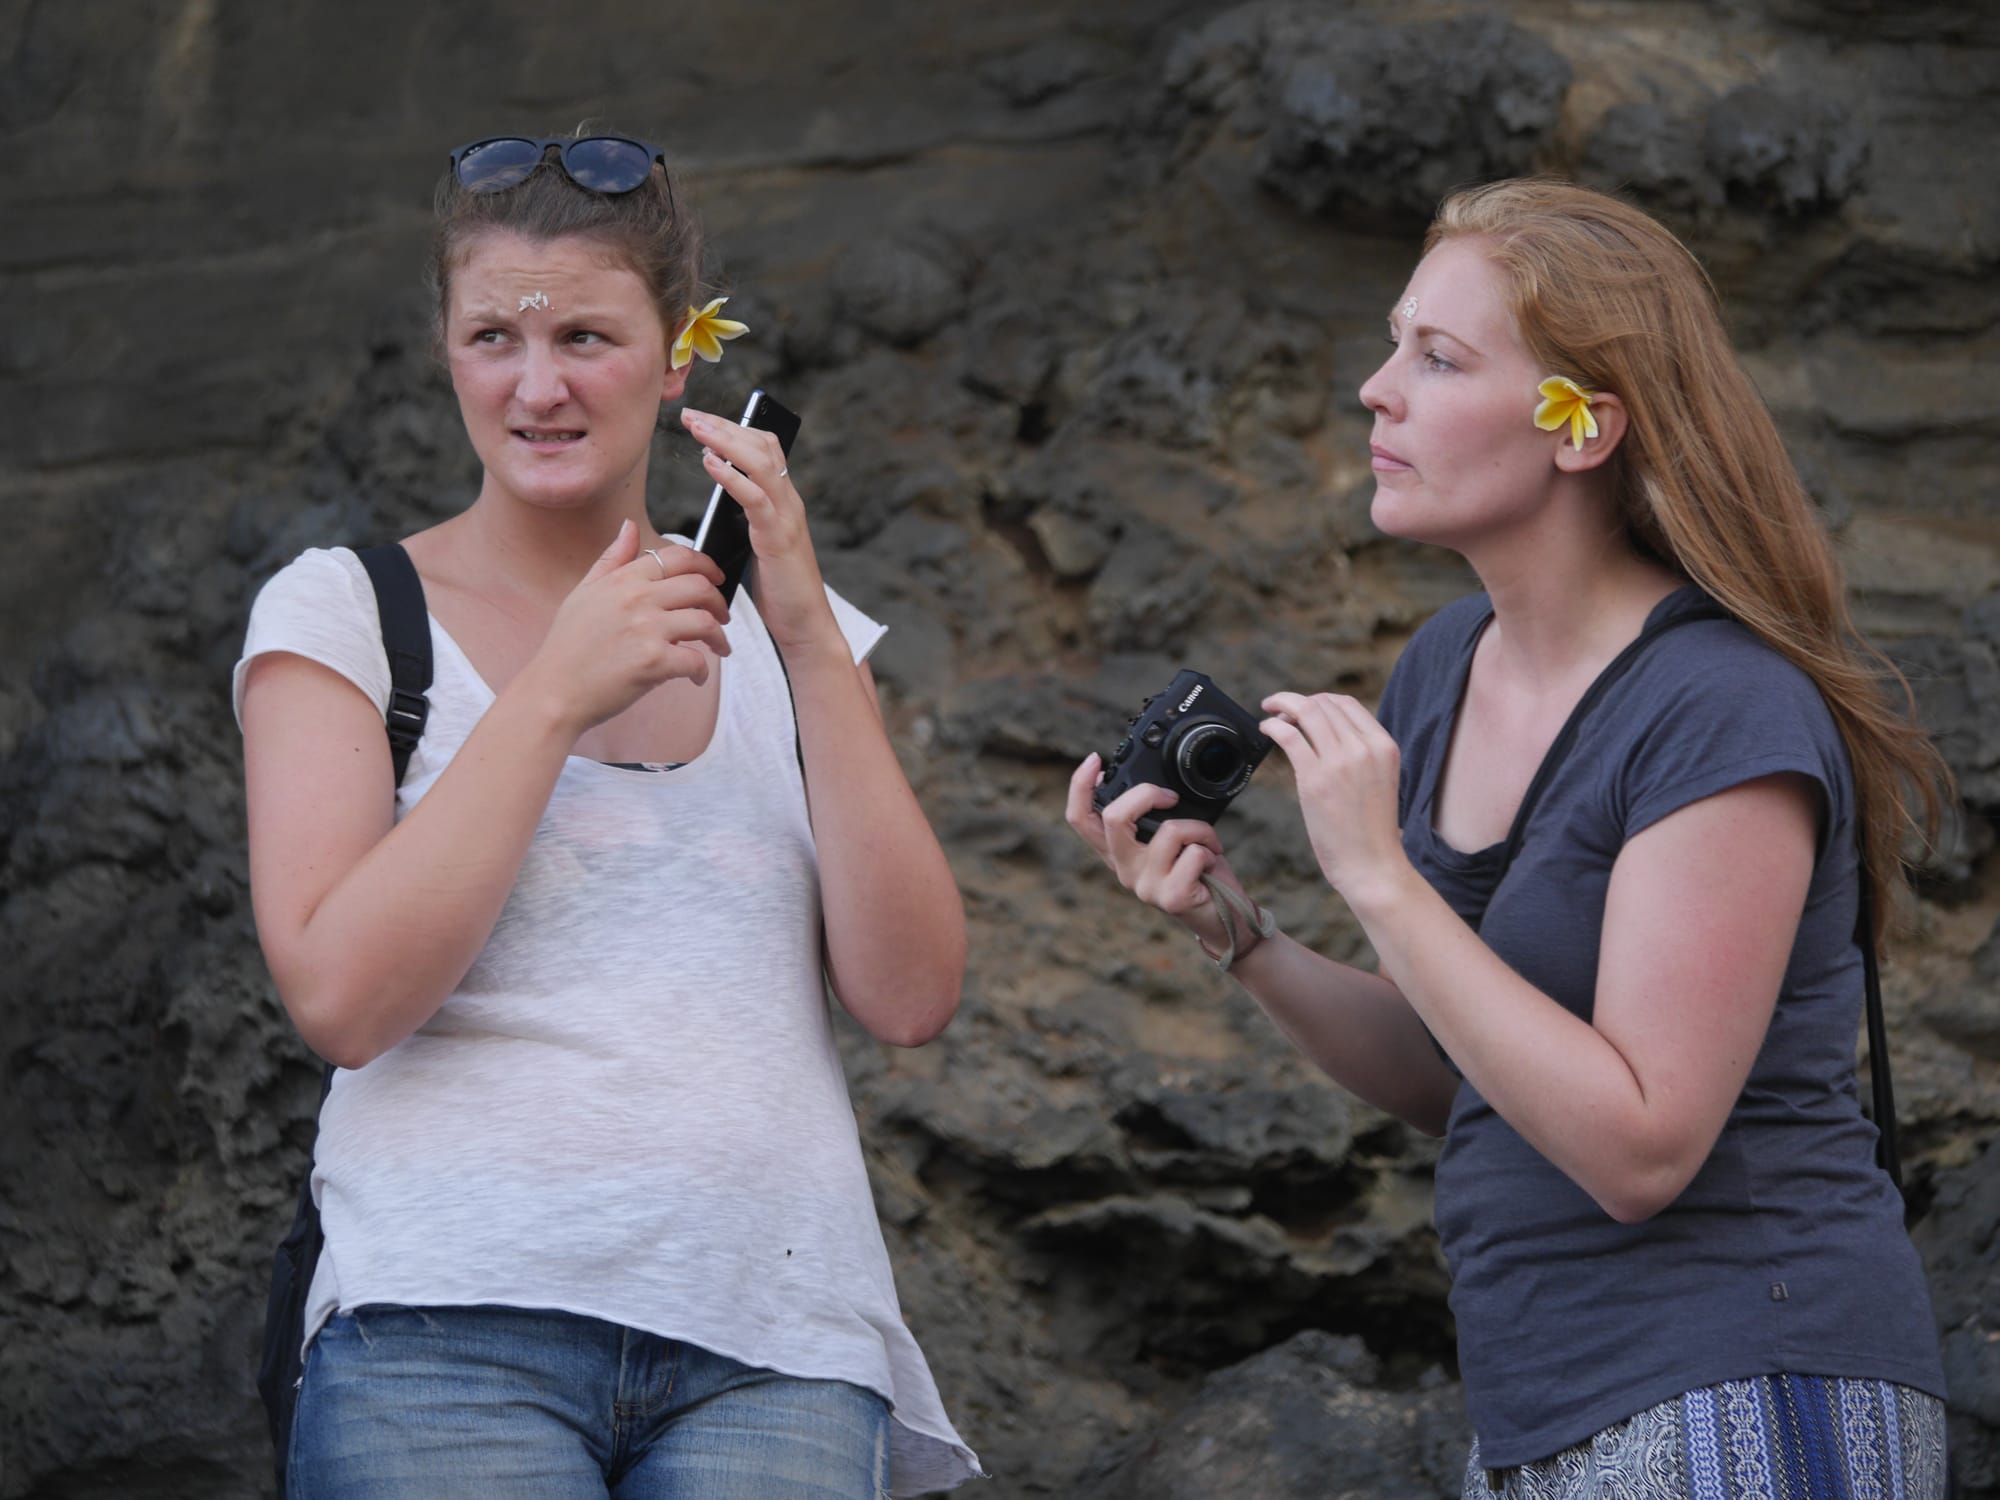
[1614,632,1848,848]
[659,531,886,666]
[824,582,886,666]
[232,547,391,730]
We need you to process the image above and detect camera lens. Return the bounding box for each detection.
[1173,722,1252,800]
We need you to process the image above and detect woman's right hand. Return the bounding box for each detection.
[523,519,733,734]
[1065,753,1251,953]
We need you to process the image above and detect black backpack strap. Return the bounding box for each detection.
[355,544,431,788]
[262,543,432,1491]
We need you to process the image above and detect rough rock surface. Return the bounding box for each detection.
[1085,1332,1465,1499]
[1914,1137,2000,1495]
[2,2,1997,1497]
[1155,8,1573,227]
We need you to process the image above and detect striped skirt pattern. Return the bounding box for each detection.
[1462,1374,1947,1500]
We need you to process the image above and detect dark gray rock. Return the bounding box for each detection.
[1790,242,2000,341]
[832,232,976,348]
[939,657,1173,764]
[1088,523,1218,651]
[1112,1066,1355,1187]
[1582,101,1714,216]
[1892,595,2000,813]
[978,37,1127,110]
[1584,83,1869,224]
[959,295,1061,408]
[1088,1330,1465,1500]
[777,349,1010,547]
[1937,923,2000,1064]
[0,2,84,134]
[1159,7,1571,227]
[1755,0,2000,46]
[855,594,959,704]
[991,432,1242,587]
[1085,311,1231,450]
[1069,292,1332,455]
[1911,1139,2000,1494]
[1704,82,1869,218]
[1027,506,1113,580]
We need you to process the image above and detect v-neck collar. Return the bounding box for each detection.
[1416,585,1703,862]
[424,610,733,778]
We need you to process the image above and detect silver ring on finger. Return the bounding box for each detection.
[777,465,788,478]
[643,547,667,579]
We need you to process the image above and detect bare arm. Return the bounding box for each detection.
[683,405,964,1048]
[243,653,577,1069]
[1221,930,1460,1132]
[243,525,729,1068]
[1349,774,1815,1221]
[1064,758,1461,1133]
[788,647,966,1047]
[1260,688,1818,1223]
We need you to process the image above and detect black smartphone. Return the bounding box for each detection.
[691,389,802,602]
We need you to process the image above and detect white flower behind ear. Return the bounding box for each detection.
[671,297,750,370]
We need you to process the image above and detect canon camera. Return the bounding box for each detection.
[1093,670,1272,841]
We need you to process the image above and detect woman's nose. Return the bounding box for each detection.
[516,343,568,409]
[1358,355,1400,420]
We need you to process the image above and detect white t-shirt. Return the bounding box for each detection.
[235,545,980,1495]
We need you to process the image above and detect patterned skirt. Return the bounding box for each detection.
[1462,1374,1947,1500]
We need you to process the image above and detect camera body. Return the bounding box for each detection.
[1093,669,1272,841]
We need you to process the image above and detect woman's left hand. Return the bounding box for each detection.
[1259,691,1409,903]
[681,407,841,653]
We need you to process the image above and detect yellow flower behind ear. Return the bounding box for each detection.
[1534,375,1600,451]
[671,297,750,370]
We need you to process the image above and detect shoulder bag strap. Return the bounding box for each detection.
[1488,600,1728,884]
[1856,869,1901,1189]
[1462,596,1902,1190]
[1426,601,1724,1076]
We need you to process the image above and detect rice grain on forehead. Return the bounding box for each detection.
[428,131,708,344]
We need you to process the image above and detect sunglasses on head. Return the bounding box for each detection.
[448,135,671,197]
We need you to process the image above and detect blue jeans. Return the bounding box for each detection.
[289,1304,891,1499]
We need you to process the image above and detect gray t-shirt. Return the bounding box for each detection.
[1380,586,1945,1468]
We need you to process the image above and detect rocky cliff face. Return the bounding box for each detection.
[3,2,1997,1496]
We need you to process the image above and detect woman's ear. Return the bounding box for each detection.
[661,360,691,404]
[1555,393,1627,474]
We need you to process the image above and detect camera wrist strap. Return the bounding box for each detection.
[1197,874,1277,971]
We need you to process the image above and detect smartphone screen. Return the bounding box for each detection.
[692,390,802,602]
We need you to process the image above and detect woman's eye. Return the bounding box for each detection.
[568,329,604,346]
[1423,349,1455,372]
[472,328,505,345]
[1383,333,1400,350]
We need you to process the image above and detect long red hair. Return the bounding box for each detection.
[1427,178,1949,944]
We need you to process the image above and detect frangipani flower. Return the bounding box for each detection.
[671,297,749,370]
[1533,375,1600,451]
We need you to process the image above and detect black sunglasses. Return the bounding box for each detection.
[448,135,672,197]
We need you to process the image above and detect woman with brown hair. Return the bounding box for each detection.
[1068,178,1950,1497]
[237,134,979,1497]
